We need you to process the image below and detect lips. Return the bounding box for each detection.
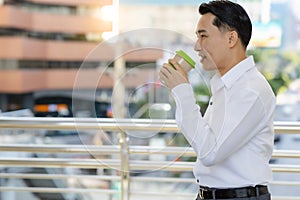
[199,54,207,63]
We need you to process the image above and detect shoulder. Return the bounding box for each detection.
[231,68,275,110]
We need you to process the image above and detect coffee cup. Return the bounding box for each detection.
[170,50,196,73]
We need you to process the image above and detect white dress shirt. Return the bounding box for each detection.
[172,56,276,188]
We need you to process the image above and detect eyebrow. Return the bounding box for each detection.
[195,29,207,35]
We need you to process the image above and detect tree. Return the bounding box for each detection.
[248,48,300,95]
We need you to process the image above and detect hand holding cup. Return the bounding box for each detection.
[159,50,195,89]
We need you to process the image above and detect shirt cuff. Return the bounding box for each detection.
[171,83,196,112]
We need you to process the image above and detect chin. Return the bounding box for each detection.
[202,65,217,71]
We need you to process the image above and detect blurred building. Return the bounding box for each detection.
[119,4,199,40]
[0,0,162,116]
[119,0,300,50]
[1,0,298,117]
[270,0,300,50]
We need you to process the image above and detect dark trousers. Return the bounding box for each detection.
[195,192,271,200]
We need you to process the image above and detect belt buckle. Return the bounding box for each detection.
[199,187,207,199]
[199,189,204,199]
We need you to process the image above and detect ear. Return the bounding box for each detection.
[227,31,238,48]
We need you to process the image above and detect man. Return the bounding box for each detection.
[159,1,275,200]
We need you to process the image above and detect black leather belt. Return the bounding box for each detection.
[198,185,269,199]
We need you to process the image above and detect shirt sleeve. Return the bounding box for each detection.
[172,83,269,167]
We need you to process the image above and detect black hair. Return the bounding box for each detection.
[199,0,252,49]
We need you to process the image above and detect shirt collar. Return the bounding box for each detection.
[210,56,255,94]
[210,73,224,95]
[221,56,255,89]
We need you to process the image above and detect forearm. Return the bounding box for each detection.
[172,83,215,160]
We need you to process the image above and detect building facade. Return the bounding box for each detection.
[0,0,162,116]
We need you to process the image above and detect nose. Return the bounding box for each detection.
[194,39,202,52]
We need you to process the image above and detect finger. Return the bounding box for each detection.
[168,59,185,74]
[159,76,168,87]
[158,72,169,87]
[159,76,165,85]
[160,66,169,78]
[162,62,174,73]
[159,69,167,81]
[161,63,175,79]
[159,64,174,88]
[159,65,171,82]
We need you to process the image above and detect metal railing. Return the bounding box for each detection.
[0,117,299,200]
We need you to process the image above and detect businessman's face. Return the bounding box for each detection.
[194,13,229,72]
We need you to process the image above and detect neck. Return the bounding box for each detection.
[218,50,247,76]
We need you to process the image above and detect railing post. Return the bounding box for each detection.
[119,131,130,200]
